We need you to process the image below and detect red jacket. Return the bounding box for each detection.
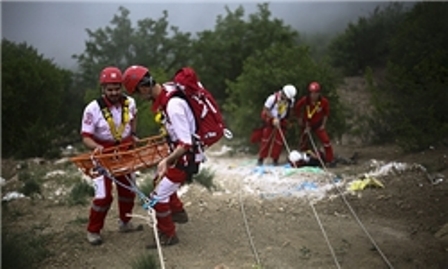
[294,96,329,127]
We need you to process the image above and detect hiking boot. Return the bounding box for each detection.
[273,159,279,166]
[87,232,102,246]
[257,158,264,166]
[327,161,337,168]
[172,210,189,224]
[118,221,144,233]
[146,233,179,249]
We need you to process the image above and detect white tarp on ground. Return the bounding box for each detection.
[202,157,341,201]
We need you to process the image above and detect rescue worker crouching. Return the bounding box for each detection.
[80,66,143,246]
[257,84,297,166]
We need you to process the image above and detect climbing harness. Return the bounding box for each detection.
[306,101,322,119]
[97,96,131,143]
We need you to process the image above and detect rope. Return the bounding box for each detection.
[277,127,342,269]
[238,187,262,266]
[127,209,165,269]
[306,131,395,269]
[90,153,166,269]
[238,180,262,267]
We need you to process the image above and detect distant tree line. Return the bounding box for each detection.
[328,2,448,150]
[2,2,446,158]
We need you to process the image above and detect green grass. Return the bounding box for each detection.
[2,228,51,269]
[67,180,94,206]
[68,215,89,225]
[139,177,155,196]
[18,171,42,197]
[130,253,159,269]
[193,167,217,191]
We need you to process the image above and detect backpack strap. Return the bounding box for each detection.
[169,89,201,137]
[96,95,130,143]
[269,92,292,119]
[164,89,200,176]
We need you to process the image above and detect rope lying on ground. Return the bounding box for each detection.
[277,127,342,269]
[306,131,395,269]
[238,182,262,267]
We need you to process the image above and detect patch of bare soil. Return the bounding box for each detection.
[3,141,448,269]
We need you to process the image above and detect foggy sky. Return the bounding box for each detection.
[2,1,384,69]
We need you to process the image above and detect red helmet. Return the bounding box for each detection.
[308,81,321,92]
[99,67,122,85]
[123,65,150,94]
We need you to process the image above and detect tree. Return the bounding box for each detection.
[73,7,192,90]
[328,3,407,76]
[191,3,299,103]
[369,2,448,151]
[225,43,345,148]
[2,39,81,158]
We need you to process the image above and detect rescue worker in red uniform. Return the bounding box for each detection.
[80,67,143,245]
[122,65,194,247]
[294,81,334,164]
[257,85,297,166]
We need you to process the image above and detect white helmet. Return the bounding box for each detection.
[282,84,297,100]
[288,150,303,163]
[289,150,310,164]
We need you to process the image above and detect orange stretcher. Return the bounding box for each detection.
[70,135,170,178]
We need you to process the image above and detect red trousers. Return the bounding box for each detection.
[152,167,188,237]
[259,126,285,161]
[87,174,136,233]
[300,127,334,163]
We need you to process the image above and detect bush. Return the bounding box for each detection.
[2,39,82,158]
[68,180,94,206]
[328,3,407,76]
[2,228,51,269]
[367,2,448,151]
[18,171,42,197]
[192,167,217,191]
[130,253,159,269]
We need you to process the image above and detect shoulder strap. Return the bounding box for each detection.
[96,96,130,142]
[97,97,107,110]
[168,89,200,136]
[269,93,278,110]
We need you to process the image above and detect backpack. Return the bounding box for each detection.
[168,67,230,149]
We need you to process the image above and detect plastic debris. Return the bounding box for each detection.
[2,191,26,202]
[296,167,324,174]
[348,176,385,191]
[296,182,318,191]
